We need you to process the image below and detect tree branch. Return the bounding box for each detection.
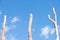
[48,8,59,40]
[53,8,57,22]
[48,14,55,23]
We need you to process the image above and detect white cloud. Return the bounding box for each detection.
[5,25,16,33]
[5,26,11,32]
[40,26,57,39]
[4,25,16,40]
[50,28,55,35]
[40,25,60,39]
[11,16,20,23]
[40,26,50,39]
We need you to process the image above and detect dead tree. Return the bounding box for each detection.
[2,15,6,40]
[48,8,59,40]
[28,13,33,40]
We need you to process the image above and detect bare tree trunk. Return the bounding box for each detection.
[48,8,59,40]
[28,13,33,40]
[2,15,6,40]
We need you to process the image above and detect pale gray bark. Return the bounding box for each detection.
[28,13,33,40]
[48,8,59,40]
[2,15,6,40]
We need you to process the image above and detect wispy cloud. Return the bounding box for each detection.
[4,25,16,40]
[50,28,55,35]
[40,25,60,39]
[40,26,50,39]
[5,16,19,40]
[11,16,20,23]
[5,25,16,33]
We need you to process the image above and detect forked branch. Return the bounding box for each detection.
[48,8,59,40]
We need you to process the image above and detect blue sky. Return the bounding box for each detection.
[0,0,60,40]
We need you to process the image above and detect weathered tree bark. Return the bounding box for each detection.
[2,15,6,40]
[28,13,33,40]
[48,8,59,40]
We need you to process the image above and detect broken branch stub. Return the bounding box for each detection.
[2,15,6,40]
[28,13,33,40]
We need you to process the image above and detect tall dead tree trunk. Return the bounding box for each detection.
[2,15,6,40]
[48,8,59,40]
[28,13,33,40]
